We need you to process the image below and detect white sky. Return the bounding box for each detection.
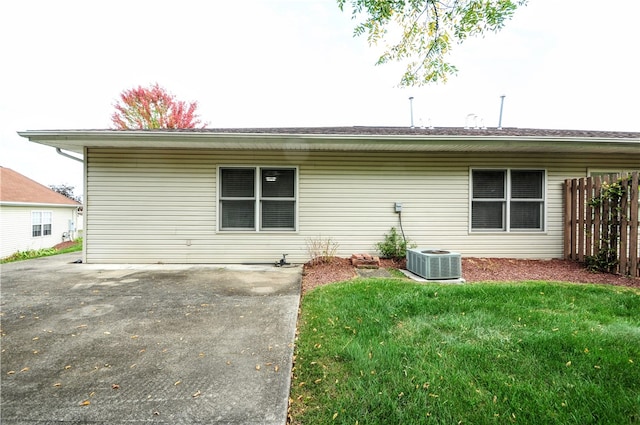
[1,0,639,199]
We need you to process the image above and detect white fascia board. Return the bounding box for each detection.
[17,130,640,154]
[0,201,80,208]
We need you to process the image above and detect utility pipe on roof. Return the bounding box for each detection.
[56,148,84,163]
[498,95,506,129]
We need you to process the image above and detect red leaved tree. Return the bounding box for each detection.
[111,83,207,129]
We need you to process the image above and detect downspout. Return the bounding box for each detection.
[56,148,84,163]
[55,147,85,263]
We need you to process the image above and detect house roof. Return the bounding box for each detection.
[0,167,80,206]
[18,127,640,155]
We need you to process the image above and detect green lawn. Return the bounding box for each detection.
[290,279,640,424]
[1,238,82,263]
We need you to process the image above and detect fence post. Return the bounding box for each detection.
[578,178,586,262]
[570,179,578,260]
[586,176,594,258]
[619,173,629,275]
[593,176,602,257]
[564,179,572,259]
[629,172,639,277]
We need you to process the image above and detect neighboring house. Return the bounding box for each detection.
[0,167,81,258]
[18,127,640,264]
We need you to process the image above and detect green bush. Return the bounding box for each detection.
[585,248,619,274]
[375,227,414,260]
[1,248,57,263]
[1,238,82,263]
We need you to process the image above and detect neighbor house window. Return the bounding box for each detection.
[588,169,638,180]
[219,167,296,231]
[471,169,545,232]
[32,211,52,237]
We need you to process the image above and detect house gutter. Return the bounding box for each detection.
[56,148,84,163]
[0,201,80,208]
[18,129,640,155]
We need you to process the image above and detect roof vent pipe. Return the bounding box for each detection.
[409,96,415,129]
[465,113,477,129]
[498,95,506,129]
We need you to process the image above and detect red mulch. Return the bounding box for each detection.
[52,241,77,250]
[302,257,640,294]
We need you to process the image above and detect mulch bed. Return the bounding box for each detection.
[52,241,78,251]
[302,257,640,294]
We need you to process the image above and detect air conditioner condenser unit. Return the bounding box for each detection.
[406,248,462,280]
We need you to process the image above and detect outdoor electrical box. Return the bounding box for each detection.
[394,202,403,213]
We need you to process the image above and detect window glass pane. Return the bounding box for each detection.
[511,171,543,199]
[590,171,622,183]
[220,200,255,229]
[261,201,295,229]
[43,224,52,236]
[473,170,505,198]
[221,168,255,197]
[511,202,543,229]
[472,201,504,229]
[32,212,42,237]
[261,169,294,198]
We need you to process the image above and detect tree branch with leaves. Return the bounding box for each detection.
[50,184,81,202]
[338,0,527,86]
[111,83,207,129]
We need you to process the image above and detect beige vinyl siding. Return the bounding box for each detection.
[85,148,640,263]
[0,205,78,258]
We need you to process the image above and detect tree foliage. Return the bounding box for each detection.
[338,0,527,86]
[111,83,207,129]
[50,184,81,202]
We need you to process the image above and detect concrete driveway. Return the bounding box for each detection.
[0,253,301,424]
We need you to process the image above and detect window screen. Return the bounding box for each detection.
[471,169,544,232]
[473,170,505,199]
[510,201,542,229]
[220,168,256,230]
[220,200,255,229]
[220,167,296,231]
[262,169,294,197]
[511,171,543,199]
[42,212,52,236]
[261,201,295,229]
[221,168,255,197]
[472,201,505,230]
[32,212,42,237]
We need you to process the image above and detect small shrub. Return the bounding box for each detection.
[376,227,414,260]
[1,238,82,263]
[585,248,619,274]
[306,235,339,266]
[1,248,57,263]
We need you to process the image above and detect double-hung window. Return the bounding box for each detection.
[32,211,52,237]
[471,169,545,232]
[219,167,296,231]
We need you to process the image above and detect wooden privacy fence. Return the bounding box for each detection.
[564,171,639,277]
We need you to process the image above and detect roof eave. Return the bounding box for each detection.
[0,201,81,207]
[18,130,640,155]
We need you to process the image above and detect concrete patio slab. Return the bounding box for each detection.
[0,253,301,424]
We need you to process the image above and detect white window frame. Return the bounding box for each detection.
[469,168,547,233]
[31,211,52,237]
[217,166,298,232]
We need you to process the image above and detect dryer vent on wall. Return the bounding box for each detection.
[406,248,462,280]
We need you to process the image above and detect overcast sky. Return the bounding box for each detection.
[1,0,639,199]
